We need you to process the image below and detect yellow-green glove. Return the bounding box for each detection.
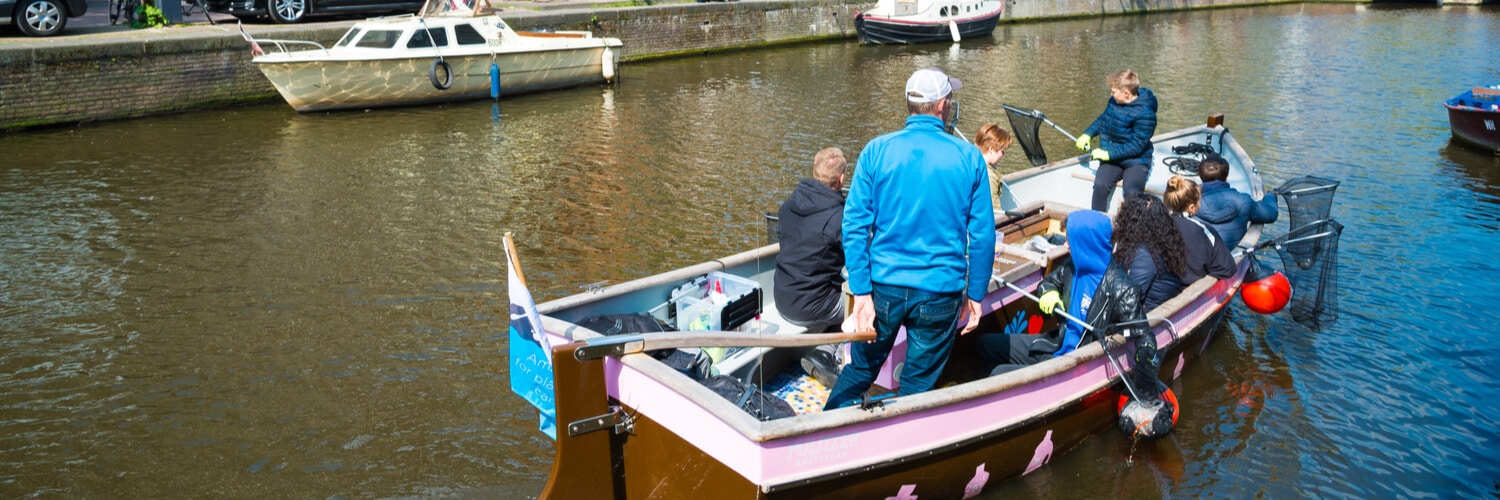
[1075,134,1091,151]
[1039,290,1064,315]
[1091,148,1110,161]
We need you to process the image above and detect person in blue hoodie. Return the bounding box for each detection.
[1194,154,1278,248]
[824,68,996,410]
[1076,70,1159,213]
[975,210,1151,377]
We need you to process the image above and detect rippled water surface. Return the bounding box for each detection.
[2,4,1498,497]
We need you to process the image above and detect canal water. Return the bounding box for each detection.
[3,3,1498,497]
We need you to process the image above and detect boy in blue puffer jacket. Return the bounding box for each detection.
[1194,154,1278,248]
[1076,70,1159,213]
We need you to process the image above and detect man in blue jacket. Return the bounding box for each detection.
[1195,154,1278,248]
[1076,70,1159,212]
[824,68,996,410]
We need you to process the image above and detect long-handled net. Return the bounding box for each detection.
[1003,104,1052,167]
[1275,176,1341,237]
[1263,219,1343,330]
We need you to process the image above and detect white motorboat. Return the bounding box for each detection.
[247,0,622,112]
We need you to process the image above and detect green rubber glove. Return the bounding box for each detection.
[1075,133,1091,151]
[1039,290,1064,315]
[1091,148,1110,161]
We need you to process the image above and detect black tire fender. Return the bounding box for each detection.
[429,59,453,91]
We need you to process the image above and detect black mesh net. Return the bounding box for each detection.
[764,212,780,245]
[1003,105,1050,167]
[1269,219,1343,330]
[1275,176,1341,234]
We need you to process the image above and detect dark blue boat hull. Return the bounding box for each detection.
[855,12,1000,44]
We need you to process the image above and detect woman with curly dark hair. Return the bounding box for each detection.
[1113,194,1190,312]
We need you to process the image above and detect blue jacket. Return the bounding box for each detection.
[1195,180,1278,248]
[1083,87,1159,168]
[844,115,996,301]
[1125,245,1183,313]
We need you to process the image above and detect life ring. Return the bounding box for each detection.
[429,59,453,91]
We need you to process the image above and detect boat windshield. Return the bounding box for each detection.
[354,29,404,49]
[335,28,363,48]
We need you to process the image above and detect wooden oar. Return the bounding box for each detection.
[573,330,876,361]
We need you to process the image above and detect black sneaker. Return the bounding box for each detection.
[800,349,841,389]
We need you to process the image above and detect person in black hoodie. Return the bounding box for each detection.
[1076,70,1159,213]
[774,148,848,386]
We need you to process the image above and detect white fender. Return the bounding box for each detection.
[602,47,616,82]
[949,20,961,42]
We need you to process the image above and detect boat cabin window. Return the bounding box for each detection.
[454,24,487,45]
[408,27,450,48]
[940,6,948,15]
[335,28,363,48]
[355,29,403,49]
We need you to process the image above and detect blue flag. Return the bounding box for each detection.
[506,235,556,440]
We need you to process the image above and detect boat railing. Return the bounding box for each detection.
[253,38,330,56]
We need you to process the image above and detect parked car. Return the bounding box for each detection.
[206,0,422,23]
[1,0,86,36]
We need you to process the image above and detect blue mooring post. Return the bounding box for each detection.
[490,63,501,100]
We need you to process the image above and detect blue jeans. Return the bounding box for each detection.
[823,283,962,410]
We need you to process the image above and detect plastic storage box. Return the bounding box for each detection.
[672,271,763,332]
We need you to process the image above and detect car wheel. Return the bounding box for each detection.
[16,0,68,37]
[266,0,306,23]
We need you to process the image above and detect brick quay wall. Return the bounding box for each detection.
[0,0,1357,131]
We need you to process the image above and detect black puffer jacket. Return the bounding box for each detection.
[1038,258,1149,347]
[1037,257,1163,401]
[773,178,845,324]
[1082,87,1159,169]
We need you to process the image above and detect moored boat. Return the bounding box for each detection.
[1444,85,1500,154]
[511,117,1277,498]
[246,0,621,112]
[854,0,1004,44]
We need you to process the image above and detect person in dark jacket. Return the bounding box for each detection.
[1076,70,1159,213]
[774,147,848,332]
[1164,175,1236,284]
[1113,194,1190,312]
[775,148,850,388]
[975,210,1152,377]
[1194,154,1278,248]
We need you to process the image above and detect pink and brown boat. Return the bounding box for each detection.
[509,116,1283,498]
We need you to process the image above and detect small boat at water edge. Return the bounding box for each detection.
[1444,85,1500,154]
[510,117,1278,498]
[854,0,1003,44]
[247,0,621,112]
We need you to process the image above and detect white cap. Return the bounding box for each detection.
[905,68,962,103]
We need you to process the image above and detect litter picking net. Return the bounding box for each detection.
[1273,175,1341,274]
[1003,105,1050,167]
[1276,176,1341,235]
[1270,219,1343,330]
[764,213,780,245]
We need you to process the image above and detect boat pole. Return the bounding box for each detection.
[996,278,1145,402]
